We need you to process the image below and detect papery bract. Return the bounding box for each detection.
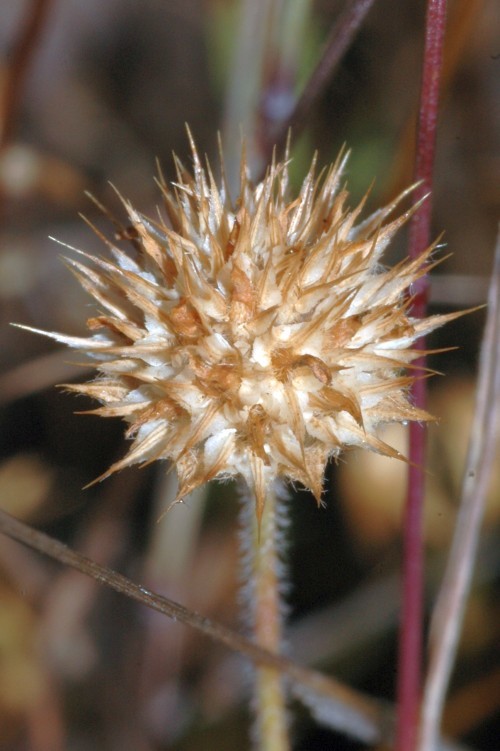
[21,136,457,521]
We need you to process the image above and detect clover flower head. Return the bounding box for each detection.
[24,136,455,520]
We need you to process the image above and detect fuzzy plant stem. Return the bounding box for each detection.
[395,2,448,750]
[240,481,290,751]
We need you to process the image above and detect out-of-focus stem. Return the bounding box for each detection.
[395,2,448,751]
[0,503,482,750]
[263,0,377,169]
[387,0,483,199]
[222,0,310,190]
[221,0,273,188]
[255,0,311,152]
[0,0,55,148]
[0,0,55,221]
[418,236,500,751]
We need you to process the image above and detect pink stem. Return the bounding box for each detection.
[395,2,448,750]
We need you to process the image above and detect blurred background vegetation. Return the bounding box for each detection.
[0,1,498,749]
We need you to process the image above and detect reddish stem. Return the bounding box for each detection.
[395,2,448,750]
[0,0,55,149]
[0,0,55,221]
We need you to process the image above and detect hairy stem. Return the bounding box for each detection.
[240,481,290,751]
[396,1,448,750]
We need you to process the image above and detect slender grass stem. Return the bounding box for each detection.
[264,0,377,169]
[417,235,500,751]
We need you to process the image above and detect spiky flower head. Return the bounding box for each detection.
[23,138,455,520]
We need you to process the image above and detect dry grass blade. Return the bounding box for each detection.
[266,0,377,169]
[0,507,476,750]
[418,229,500,751]
[0,350,87,406]
[0,506,384,743]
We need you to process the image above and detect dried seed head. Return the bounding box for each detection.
[22,138,457,520]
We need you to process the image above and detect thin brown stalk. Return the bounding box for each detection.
[261,0,377,169]
[0,0,55,219]
[0,0,55,148]
[255,0,312,160]
[417,232,500,751]
[0,507,477,751]
[38,468,144,654]
[0,505,385,744]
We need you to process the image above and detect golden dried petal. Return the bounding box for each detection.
[230,265,256,322]
[310,386,363,427]
[168,298,205,339]
[246,404,271,464]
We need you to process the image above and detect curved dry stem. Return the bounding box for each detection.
[264,0,377,170]
[417,232,500,751]
[0,0,55,148]
[0,506,476,750]
[0,505,383,742]
[0,0,55,221]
